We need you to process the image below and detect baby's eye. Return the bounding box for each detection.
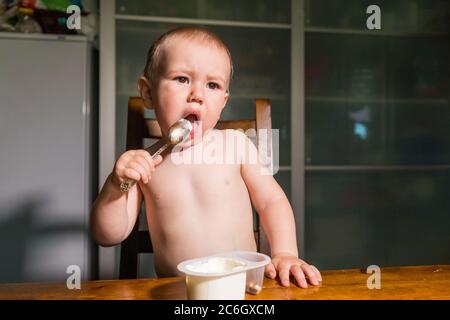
[175,76,189,84]
[207,82,220,90]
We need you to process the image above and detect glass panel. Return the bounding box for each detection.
[306,101,450,165]
[116,20,291,165]
[388,104,450,164]
[387,37,449,99]
[306,102,386,165]
[304,0,450,271]
[305,0,450,33]
[305,170,450,270]
[305,34,387,98]
[116,0,291,24]
[305,33,450,166]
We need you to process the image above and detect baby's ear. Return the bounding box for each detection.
[137,76,153,109]
[221,90,229,110]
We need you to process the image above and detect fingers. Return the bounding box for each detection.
[153,154,163,166]
[270,256,322,289]
[290,264,321,288]
[301,264,320,286]
[138,150,164,170]
[135,150,163,172]
[126,160,149,183]
[310,265,322,283]
[264,263,276,279]
[122,167,141,182]
[291,264,308,288]
[115,150,163,185]
[134,156,152,176]
[277,262,291,287]
[137,150,156,172]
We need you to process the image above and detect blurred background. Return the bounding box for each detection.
[0,0,449,283]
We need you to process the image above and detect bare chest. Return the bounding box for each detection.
[142,155,245,210]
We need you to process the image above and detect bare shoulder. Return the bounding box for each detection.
[216,128,255,144]
[211,129,258,166]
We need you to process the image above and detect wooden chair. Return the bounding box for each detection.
[119,96,273,279]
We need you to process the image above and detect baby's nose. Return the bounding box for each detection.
[188,84,204,104]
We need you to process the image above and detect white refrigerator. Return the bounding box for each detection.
[0,32,97,283]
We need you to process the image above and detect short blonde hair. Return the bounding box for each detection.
[143,27,234,89]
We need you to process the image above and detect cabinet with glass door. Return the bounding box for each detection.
[304,0,450,269]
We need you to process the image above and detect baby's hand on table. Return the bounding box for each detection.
[265,253,322,288]
[112,150,163,186]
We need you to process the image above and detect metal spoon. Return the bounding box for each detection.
[119,118,193,192]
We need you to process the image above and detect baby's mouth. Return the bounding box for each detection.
[183,114,201,140]
[184,113,199,123]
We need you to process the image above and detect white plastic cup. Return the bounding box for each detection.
[178,257,247,300]
[185,271,246,300]
[214,251,271,295]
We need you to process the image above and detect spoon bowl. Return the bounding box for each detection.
[167,118,193,145]
[119,118,193,192]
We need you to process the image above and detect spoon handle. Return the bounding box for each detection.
[119,143,169,192]
[151,143,169,159]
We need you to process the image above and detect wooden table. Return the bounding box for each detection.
[0,265,449,300]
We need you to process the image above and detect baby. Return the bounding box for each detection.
[91,27,321,288]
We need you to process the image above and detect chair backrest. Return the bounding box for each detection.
[119,97,272,279]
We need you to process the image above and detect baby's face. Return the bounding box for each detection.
[151,38,230,145]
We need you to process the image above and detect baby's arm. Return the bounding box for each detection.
[90,150,162,246]
[237,131,321,288]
